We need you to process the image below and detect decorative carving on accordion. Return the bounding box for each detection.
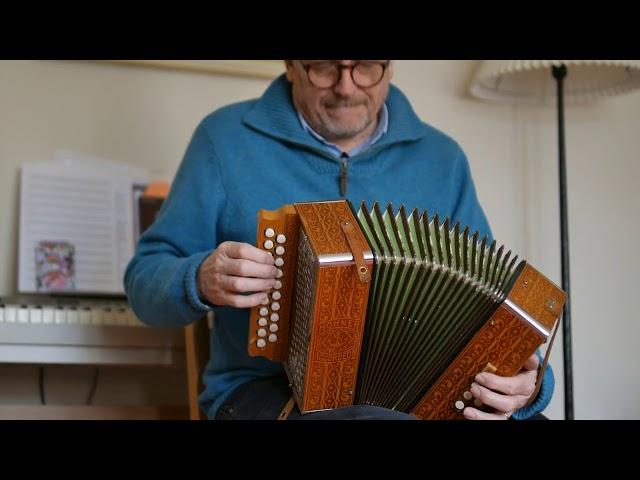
[510,264,566,330]
[303,263,370,411]
[411,265,562,420]
[410,305,540,419]
[295,201,360,256]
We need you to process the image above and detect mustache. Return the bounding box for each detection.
[323,98,367,108]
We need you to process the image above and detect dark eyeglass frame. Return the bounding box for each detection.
[299,60,390,89]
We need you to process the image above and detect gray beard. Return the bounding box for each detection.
[314,113,374,141]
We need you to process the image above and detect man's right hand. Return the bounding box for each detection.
[196,241,278,308]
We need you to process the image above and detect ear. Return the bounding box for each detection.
[387,60,394,80]
[284,60,296,82]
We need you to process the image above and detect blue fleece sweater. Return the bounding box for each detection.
[124,74,553,419]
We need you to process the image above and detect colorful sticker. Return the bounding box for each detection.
[35,241,76,292]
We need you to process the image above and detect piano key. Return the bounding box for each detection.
[18,306,30,323]
[66,307,79,324]
[42,307,55,324]
[54,307,66,324]
[5,305,17,323]
[30,306,43,324]
[79,307,91,325]
[90,308,104,325]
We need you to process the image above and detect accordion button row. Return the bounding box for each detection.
[258,328,278,337]
[264,228,287,244]
[265,243,286,255]
[256,333,278,348]
[454,391,475,411]
[255,226,289,349]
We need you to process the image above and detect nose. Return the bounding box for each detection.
[333,63,359,96]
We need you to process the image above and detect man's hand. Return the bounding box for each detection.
[463,353,539,420]
[197,241,278,308]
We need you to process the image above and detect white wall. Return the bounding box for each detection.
[0,60,272,408]
[1,60,638,418]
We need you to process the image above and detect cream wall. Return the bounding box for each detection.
[1,60,638,418]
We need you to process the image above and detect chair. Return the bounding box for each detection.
[184,314,211,420]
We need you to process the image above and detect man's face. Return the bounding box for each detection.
[285,60,393,142]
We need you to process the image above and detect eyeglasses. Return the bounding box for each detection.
[300,61,390,89]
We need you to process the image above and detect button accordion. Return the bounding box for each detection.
[247,200,565,419]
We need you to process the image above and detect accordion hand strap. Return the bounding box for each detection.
[524,316,562,408]
[277,395,296,420]
[340,220,371,283]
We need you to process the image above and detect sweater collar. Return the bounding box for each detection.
[243,74,429,156]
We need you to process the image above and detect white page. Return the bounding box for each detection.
[19,162,147,295]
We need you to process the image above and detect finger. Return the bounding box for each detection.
[475,371,534,397]
[225,258,279,279]
[224,292,271,309]
[463,407,508,421]
[523,353,539,371]
[469,382,523,413]
[222,241,275,265]
[223,275,277,294]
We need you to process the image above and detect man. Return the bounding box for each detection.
[125,60,554,420]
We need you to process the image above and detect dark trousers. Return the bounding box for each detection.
[215,376,417,420]
[214,376,548,420]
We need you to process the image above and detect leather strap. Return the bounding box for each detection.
[277,395,296,420]
[340,220,371,283]
[524,317,562,407]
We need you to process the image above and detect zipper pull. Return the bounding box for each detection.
[340,155,348,196]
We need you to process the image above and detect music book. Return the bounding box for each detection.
[18,158,149,296]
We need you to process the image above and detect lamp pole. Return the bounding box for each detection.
[552,64,574,420]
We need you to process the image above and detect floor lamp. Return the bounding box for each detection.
[469,60,640,419]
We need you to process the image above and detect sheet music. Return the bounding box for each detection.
[19,162,148,295]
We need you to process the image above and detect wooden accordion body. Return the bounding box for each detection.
[248,200,565,419]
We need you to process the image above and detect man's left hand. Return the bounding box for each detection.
[463,353,539,420]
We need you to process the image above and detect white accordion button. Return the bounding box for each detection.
[268,334,278,343]
[276,234,286,244]
[259,307,269,317]
[276,269,283,278]
[275,246,285,256]
[272,291,281,301]
[258,317,268,327]
[257,339,266,348]
[271,302,280,311]
[454,400,465,410]
[257,328,267,338]
[463,391,473,401]
[274,257,284,267]
[264,228,275,238]
[274,280,282,289]
[263,240,274,250]
[270,313,279,322]
[269,323,279,333]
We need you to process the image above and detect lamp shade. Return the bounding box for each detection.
[470,60,640,104]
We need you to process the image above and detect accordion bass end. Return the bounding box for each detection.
[248,200,566,418]
[411,262,565,419]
